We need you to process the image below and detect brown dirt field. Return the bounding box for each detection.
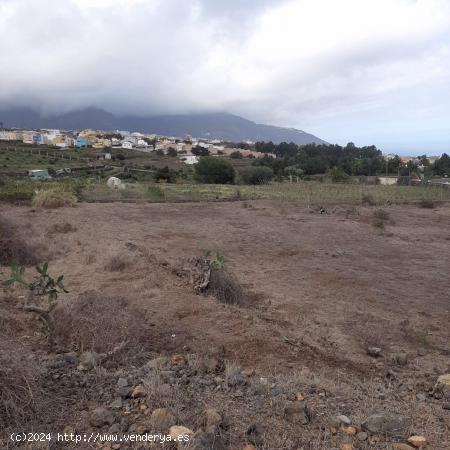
[1,200,449,449]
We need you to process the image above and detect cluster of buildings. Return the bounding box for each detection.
[0,128,274,164]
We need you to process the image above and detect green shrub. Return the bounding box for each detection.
[240,166,274,185]
[194,156,235,184]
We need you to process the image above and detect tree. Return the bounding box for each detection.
[155,149,164,156]
[194,156,235,184]
[192,145,210,156]
[240,166,273,185]
[230,151,243,159]
[167,147,177,157]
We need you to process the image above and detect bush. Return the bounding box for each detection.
[104,253,132,272]
[32,189,77,209]
[230,151,243,159]
[326,167,349,183]
[0,338,40,428]
[361,193,376,206]
[194,156,235,184]
[209,268,245,305]
[373,209,390,221]
[240,166,274,185]
[47,222,77,235]
[0,216,40,266]
[53,292,152,359]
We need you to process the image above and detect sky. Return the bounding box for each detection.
[0,0,450,154]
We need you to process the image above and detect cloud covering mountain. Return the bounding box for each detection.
[1,0,449,153]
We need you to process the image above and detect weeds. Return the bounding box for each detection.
[104,254,131,272]
[362,193,376,206]
[32,189,77,208]
[0,216,41,266]
[419,199,435,209]
[47,222,77,235]
[373,209,390,221]
[3,263,68,347]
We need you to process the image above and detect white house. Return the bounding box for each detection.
[180,155,199,165]
[122,141,133,150]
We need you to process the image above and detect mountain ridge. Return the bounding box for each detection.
[0,108,327,145]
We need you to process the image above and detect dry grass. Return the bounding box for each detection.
[0,215,41,266]
[46,222,77,235]
[53,291,152,361]
[104,253,132,272]
[373,208,390,221]
[32,189,77,209]
[209,268,245,305]
[0,337,40,428]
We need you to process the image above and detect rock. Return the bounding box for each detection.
[342,426,357,436]
[78,351,99,371]
[356,431,368,441]
[367,347,382,357]
[150,408,175,433]
[362,413,411,439]
[413,392,426,402]
[169,425,194,442]
[434,374,450,399]
[407,435,427,448]
[204,408,222,429]
[284,401,310,425]
[63,352,79,365]
[392,445,415,450]
[171,354,187,366]
[339,444,353,450]
[110,398,123,410]
[131,384,147,398]
[117,378,128,388]
[242,368,255,377]
[393,352,409,366]
[442,402,450,410]
[227,368,247,387]
[90,407,115,428]
[336,415,351,426]
[242,446,256,450]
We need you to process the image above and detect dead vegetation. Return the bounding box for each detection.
[190,254,246,305]
[32,189,77,209]
[53,291,152,361]
[104,253,132,272]
[0,338,40,428]
[419,199,436,209]
[0,215,41,266]
[46,222,77,235]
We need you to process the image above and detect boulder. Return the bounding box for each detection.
[362,413,411,439]
[284,401,310,425]
[407,435,427,448]
[169,425,194,445]
[434,374,450,399]
[367,347,382,357]
[107,177,123,190]
[131,384,147,398]
[204,408,222,429]
[78,351,99,371]
[90,407,115,428]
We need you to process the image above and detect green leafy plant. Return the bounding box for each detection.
[4,263,68,347]
[211,253,225,270]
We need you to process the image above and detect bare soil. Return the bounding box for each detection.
[1,200,449,449]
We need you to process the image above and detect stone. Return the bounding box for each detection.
[131,384,147,398]
[145,356,168,371]
[367,347,382,357]
[171,354,187,366]
[336,415,351,426]
[150,408,175,433]
[434,374,450,398]
[169,425,194,442]
[117,378,128,388]
[356,431,368,441]
[362,413,412,439]
[188,430,226,450]
[227,368,247,387]
[392,445,415,450]
[242,446,256,450]
[407,435,427,448]
[393,352,409,366]
[342,426,357,436]
[110,398,123,410]
[442,402,450,410]
[416,393,427,402]
[64,352,79,365]
[78,351,99,371]
[90,407,115,428]
[339,444,353,450]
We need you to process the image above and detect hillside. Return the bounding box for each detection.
[0,108,327,145]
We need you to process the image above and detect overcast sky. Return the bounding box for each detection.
[1,0,449,154]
